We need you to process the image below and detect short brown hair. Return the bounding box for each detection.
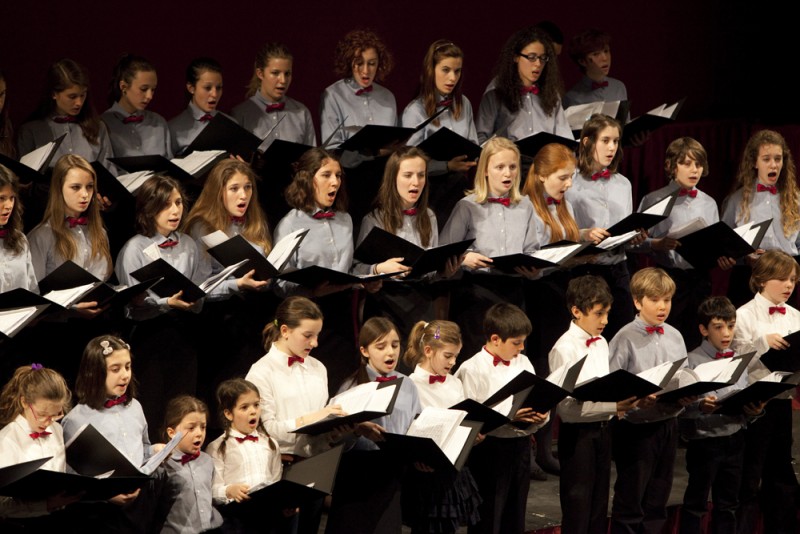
[568,29,612,70]
[134,174,185,236]
[749,250,799,294]
[567,275,613,314]
[630,267,676,302]
[664,137,709,181]
[483,303,532,341]
[163,395,208,442]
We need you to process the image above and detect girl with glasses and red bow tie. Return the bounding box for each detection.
[232,43,316,155]
[566,113,640,339]
[476,26,572,146]
[206,379,292,534]
[169,57,229,157]
[246,296,344,534]
[722,129,800,308]
[354,147,459,353]
[439,136,539,359]
[0,364,78,523]
[101,54,172,159]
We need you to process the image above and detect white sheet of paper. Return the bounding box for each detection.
[532,243,582,264]
[637,359,680,385]
[406,407,466,450]
[0,306,45,337]
[117,171,155,193]
[200,230,229,249]
[597,230,639,250]
[441,425,472,465]
[667,217,706,239]
[171,150,225,175]
[43,283,96,307]
[642,195,672,216]
[198,259,248,293]
[20,141,55,171]
[267,228,308,271]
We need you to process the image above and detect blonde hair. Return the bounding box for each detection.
[0,365,72,425]
[469,137,522,204]
[630,267,676,302]
[404,320,462,367]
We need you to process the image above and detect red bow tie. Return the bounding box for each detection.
[180,451,200,465]
[591,169,611,181]
[104,395,127,408]
[492,355,510,367]
[402,208,417,216]
[429,374,446,384]
[355,85,373,96]
[375,375,398,383]
[591,80,609,90]
[0,229,8,238]
[288,355,305,366]
[312,210,335,219]
[29,431,51,440]
[586,337,601,347]
[769,306,786,315]
[437,99,453,108]
[53,115,77,124]
[235,434,259,443]
[520,85,539,95]
[678,188,697,198]
[158,238,179,249]
[122,114,144,124]
[645,325,664,335]
[199,113,214,122]
[266,102,285,113]
[714,351,734,359]
[487,197,510,207]
[546,197,560,205]
[66,216,88,228]
[757,183,777,194]
[230,216,246,225]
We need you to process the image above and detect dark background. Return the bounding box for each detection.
[1,0,797,208]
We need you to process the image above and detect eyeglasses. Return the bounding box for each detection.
[28,403,64,423]
[518,53,550,64]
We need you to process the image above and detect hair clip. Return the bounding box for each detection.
[274,319,278,326]
[100,340,113,356]
[31,363,43,370]
[434,42,454,52]
[433,325,441,340]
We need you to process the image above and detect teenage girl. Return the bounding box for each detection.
[565,113,640,339]
[17,59,114,228]
[161,395,223,533]
[0,164,36,293]
[101,55,171,158]
[402,40,477,225]
[245,296,344,534]
[439,136,540,359]
[325,317,421,534]
[721,129,800,307]
[115,174,203,439]
[404,320,481,534]
[0,364,77,522]
[206,378,290,533]
[232,43,316,152]
[319,29,397,227]
[168,57,227,157]
[0,69,14,158]
[476,26,572,144]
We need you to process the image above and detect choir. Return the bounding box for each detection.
[1,23,799,534]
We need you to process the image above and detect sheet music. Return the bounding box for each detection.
[117,171,155,193]
[597,230,639,250]
[441,425,472,465]
[642,195,672,216]
[692,358,736,382]
[637,359,681,385]
[200,230,229,249]
[733,222,762,246]
[267,228,308,271]
[198,259,248,293]
[546,362,570,387]
[172,150,225,175]
[0,306,42,337]
[20,141,55,171]
[491,396,514,417]
[140,431,184,475]
[667,217,706,239]
[532,243,582,264]
[406,407,466,450]
[43,283,97,307]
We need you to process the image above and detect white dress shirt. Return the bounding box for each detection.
[206,428,282,503]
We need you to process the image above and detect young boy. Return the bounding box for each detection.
[563,29,628,109]
[608,267,689,534]
[549,275,637,534]
[731,250,800,534]
[679,296,764,534]
[455,302,548,534]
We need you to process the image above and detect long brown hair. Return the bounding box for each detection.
[418,40,464,124]
[162,395,208,442]
[214,379,273,460]
[246,43,292,98]
[522,143,580,242]
[577,114,623,176]
[74,335,138,410]
[38,154,111,277]
[0,365,71,426]
[344,317,399,387]
[262,296,324,350]
[183,159,272,253]
[134,174,185,236]
[284,148,347,213]
[0,69,15,158]
[375,147,433,247]
[0,164,25,255]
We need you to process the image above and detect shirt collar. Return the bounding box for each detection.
[229,428,259,441]
[189,101,216,120]
[111,101,142,119]
[568,320,597,342]
[698,339,733,360]
[365,364,399,381]
[754,291,785,312]
[253,91,283,106]
[633,314,664,333]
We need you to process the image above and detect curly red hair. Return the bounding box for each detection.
[333,29,394,81]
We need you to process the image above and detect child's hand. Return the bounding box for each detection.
[616,396,638,416]
[167,290,196,310]
[109,488,141,506]
[72,300,106,318]
[699,395,718,414]
[629,229,648,246]
[743,401,766,416]
[151,442,166,454]
[447,155,477,173]
[514,266,540,279]
[745,249,765,267]
[513,407,547,424]
[376,257,410,276]
[46,491,83,512]
[226,484,251,503]
[635,394,657,410]
[462,252,492,270]
[299,404,348,427]
[651,237,680,251]
[474,433,486,445]
[717,256,736,270]
[236,269,269,291]
[438,255,462,278]
[361,279,383,293]
[765,333,789,350]
[354,421,386,442]
[582,227,610,244]
[414,462,435,473]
